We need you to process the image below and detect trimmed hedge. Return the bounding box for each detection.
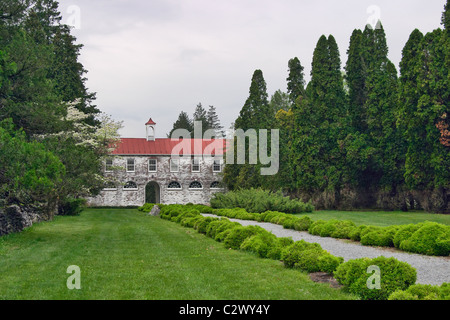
[281,240,343,274]
[398,222,450,256]
[212,207,450,257]
[388,283,450,300]
[334,257,417,300]
[210,188,314,214]
[157,204,429,300]
[137,203,155,212]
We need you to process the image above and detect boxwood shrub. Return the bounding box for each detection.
[280,240,343,274]
[388,283,450,300]
[240,232,278,258]
[223,225,266,250]
[334,256,417,300]
[399,222,450,256]
[360,226,401,248]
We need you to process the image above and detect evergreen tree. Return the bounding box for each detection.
[345,29,368,131]
[269,90,290,113]
[291,35,347,206]
[169,111,193,138]
[192,102,209,135]
[206,105,224,138]
[234,69,272,130]
[286,57,305,106]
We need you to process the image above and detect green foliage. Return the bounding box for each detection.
[0,121,65,208]
[335,257,417,300]
[223,225,266,250]
[389,283,450,300]
[308,219,356,239]
[240,231,279,259]
[58,197,86,216]
[360,225,400,247]
[210,188,314,214]
[399,222,450,256]
[138,203,155,212]
[280,240,343,274]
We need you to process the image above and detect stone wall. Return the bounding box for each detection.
[86,155,225,207]
[0,205,43,236]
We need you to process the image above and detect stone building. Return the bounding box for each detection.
[87,118,226,207]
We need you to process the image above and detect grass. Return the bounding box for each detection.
[0,208,356,300]
[294,210,450,227]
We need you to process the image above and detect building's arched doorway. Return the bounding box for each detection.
[145,181,160,204]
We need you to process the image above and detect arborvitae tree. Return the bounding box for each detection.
[269,90,290,113]
[291,35,347,207]
[234,69,272,130]
[345,29,368,131]
[224,69,274,190]
[169,111,193,138]
[286,57,305,106]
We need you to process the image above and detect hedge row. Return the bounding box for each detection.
[388,283,450,300]
[334,257,417,300]
[156,204,427,300]
[210,188,314,214]
[309,220,450,256]
[212,208,450,256]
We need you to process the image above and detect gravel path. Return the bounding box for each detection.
[202,214,450,285]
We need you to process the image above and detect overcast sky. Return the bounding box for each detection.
[57,0,446,138]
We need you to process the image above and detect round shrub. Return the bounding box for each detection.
[317,253,344,274]
[388,283,450,300]
[267,237,295,260]
[335,256,417,300]
[215,228,234,242]
[393,223,423,248]
[180,215,203,228]
[330,220,357,239]
[308,220,327,236]
[388,290,418,300]
[280,240,323,269]
[240,232,278,258]
[194,217,217,234]
[293,216,312,231]
[360,226,400,248]
[223,225,265,250]
[281,217,296,229]
[399,222,450,256]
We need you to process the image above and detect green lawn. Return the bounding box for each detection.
[295,210,450,227]
[0,208,356,300]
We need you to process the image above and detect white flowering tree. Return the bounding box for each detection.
[42,101,123,213]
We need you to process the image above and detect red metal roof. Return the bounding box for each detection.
[145,118,156,125]
[112,138,227,156]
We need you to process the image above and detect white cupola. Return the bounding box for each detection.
[145,118,156,141]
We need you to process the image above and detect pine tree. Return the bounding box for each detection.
[192,102,209,135]
[169,111,193,138]
[206,105,224,137]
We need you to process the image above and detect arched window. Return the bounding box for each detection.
[124,181,138,190]
[189,181,203,189]
[168,181,182,190]
[103,181,117,190]
[210,181,223,189]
